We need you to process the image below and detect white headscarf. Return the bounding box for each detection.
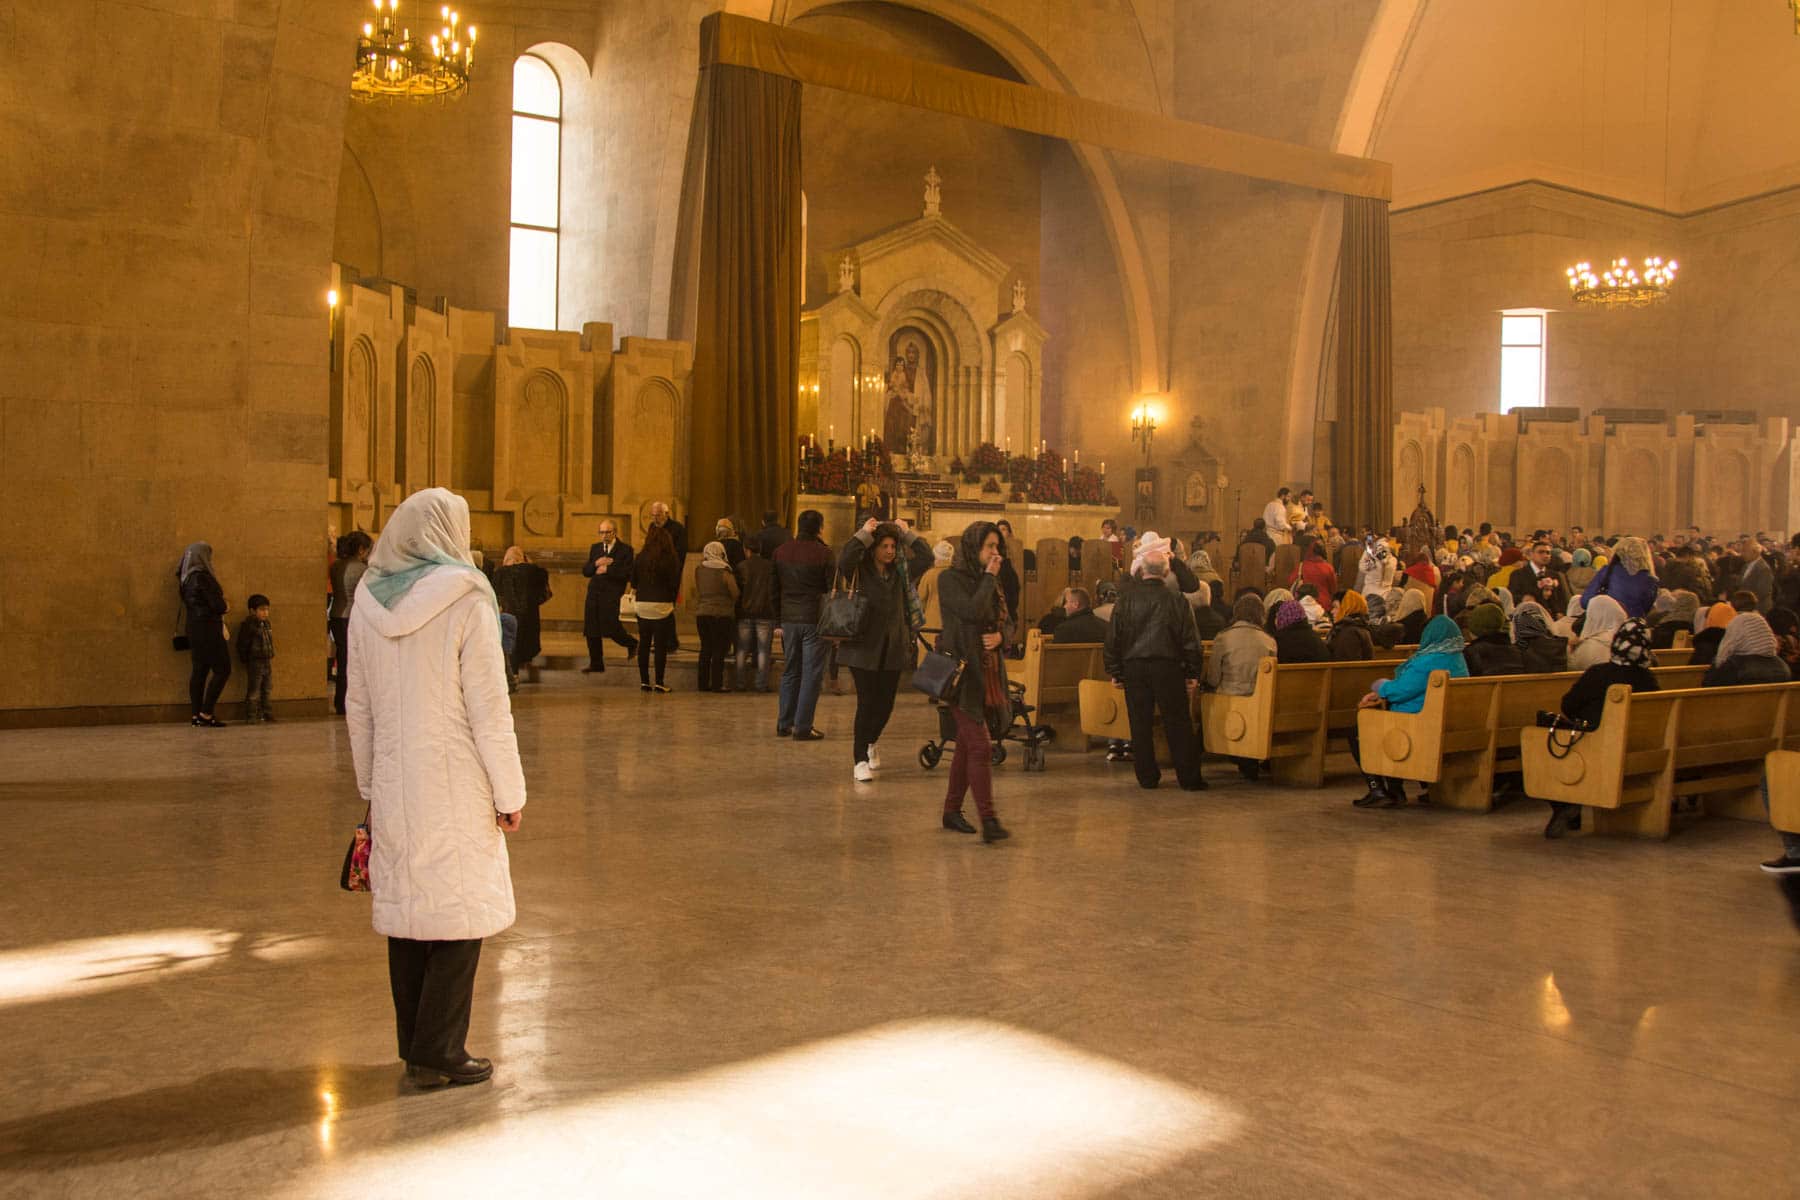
[363,488,496,612]
[1578,595,1627,647]
[932,539,955,567]
[1132,530,1172,577]
[700,540,731,570]
[1716,612,1779,666]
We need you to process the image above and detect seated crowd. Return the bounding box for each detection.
[1032,518,1800,903]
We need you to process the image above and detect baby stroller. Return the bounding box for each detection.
[918,677,1052,772]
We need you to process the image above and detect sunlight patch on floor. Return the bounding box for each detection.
[294,1018,1240,1198]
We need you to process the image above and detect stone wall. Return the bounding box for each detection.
[1392,181,1800,426]
[1394,407,1800,539]
[0,0,351,720]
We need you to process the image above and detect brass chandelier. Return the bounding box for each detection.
[1565,256,1678,309]
[352,1,476,101]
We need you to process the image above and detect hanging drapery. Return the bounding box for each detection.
[688,62,802,534]
[1332,195,1394,531]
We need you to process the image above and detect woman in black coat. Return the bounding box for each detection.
[1542,619,1659,838]
[838,519,935,782]
[492,547,552,675]
[936,522,1012,843]
[177,542,232,726]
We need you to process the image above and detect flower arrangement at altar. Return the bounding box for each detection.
[1065,464,1108,506]
[805,449,855,496]
[967,442,1006,474]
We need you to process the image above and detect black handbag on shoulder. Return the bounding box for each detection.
[818,566,873,642]
[910,634,965,705]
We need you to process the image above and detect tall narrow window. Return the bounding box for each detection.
[510,55,561,330]
[1499,310,1547,412]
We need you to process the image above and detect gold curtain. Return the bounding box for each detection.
[1332,196,1394,531]
[688,63,802,534]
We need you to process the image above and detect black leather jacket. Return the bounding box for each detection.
[772,537,833,624]
[1104,577,1204,679]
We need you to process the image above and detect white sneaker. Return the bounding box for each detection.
[866,744,881,771]
[853,761,874,783]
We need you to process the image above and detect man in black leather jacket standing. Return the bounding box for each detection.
[1104,535,1208,791]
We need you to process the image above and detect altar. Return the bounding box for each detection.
[796,169,1112,547]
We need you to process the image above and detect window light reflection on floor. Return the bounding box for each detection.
[290,1018,1241,1198]
[0,929,242,1007]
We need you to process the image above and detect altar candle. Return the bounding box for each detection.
[1073,449,1080,464]
[1062,457,1069,475]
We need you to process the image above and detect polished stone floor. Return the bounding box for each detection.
[2,670,1797,1198]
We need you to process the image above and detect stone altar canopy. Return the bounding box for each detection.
[800,168,1047,465]
[1394,406,1800,539]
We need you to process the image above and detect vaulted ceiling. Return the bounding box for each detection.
[1376,0,1800,212]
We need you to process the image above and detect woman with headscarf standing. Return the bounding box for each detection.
[630,526,683,693]
[936,521,1012,842]
[492,547,552,683]
[692,541,741,693]
[915,539,955,635]
[1582,535,1658,617]
[1350,615,1470,807]
[346,488,525,1088]
[329,532,373,715]
[1569,595,1628,670]
[177,542,232,727]
[839,518,935,782]
[1541,618,1659,839]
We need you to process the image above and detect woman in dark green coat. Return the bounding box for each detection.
[838,518,935,782]
[935,521,1012,843]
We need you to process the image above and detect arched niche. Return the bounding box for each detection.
[404,354,437,490]
[1449,442,1475,528]
[513,369,570,496]
[1396,439,1423,517]
[344,336,377,484]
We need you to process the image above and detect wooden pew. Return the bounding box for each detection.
[1357,666,1707,811]
[1519,681,1800,838]
[1269,544,1302,591]
[1234,544,1267,594]
[1199,658,1398,786]
[1765,749,1800,834]
[1658,647,1695,666]
[1017,629,1103,732]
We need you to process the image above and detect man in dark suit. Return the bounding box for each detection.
[754,509,790,559]
[582,519,638,672]
[1509,539,1570,613]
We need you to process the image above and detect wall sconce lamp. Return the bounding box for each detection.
[1130,401,1158,459]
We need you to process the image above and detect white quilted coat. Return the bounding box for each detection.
[347,569,527,941]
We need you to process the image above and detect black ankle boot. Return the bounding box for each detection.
[981,816,1010,843]
[942,811,976,834]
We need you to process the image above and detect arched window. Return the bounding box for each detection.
[509,54,561,330]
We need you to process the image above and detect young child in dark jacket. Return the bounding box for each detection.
[235,594,276,722]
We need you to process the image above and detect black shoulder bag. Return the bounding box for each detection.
[910,633,965,705]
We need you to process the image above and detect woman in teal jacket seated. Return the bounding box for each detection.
[1348,615,1470,808]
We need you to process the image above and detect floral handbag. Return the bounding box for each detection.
[339,809,371,892]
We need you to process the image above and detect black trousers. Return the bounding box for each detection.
[696,615,735,690]
[1346,732,1404,796]
[850,666,901,764]
[188,624,232,716]
[1121,660,1204,790]
[637,615,676,685]
[584,588,638,670]
[387,937,482,1069]
[329,617,351,713]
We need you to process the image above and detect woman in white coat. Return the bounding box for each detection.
[347,488,527,1089]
